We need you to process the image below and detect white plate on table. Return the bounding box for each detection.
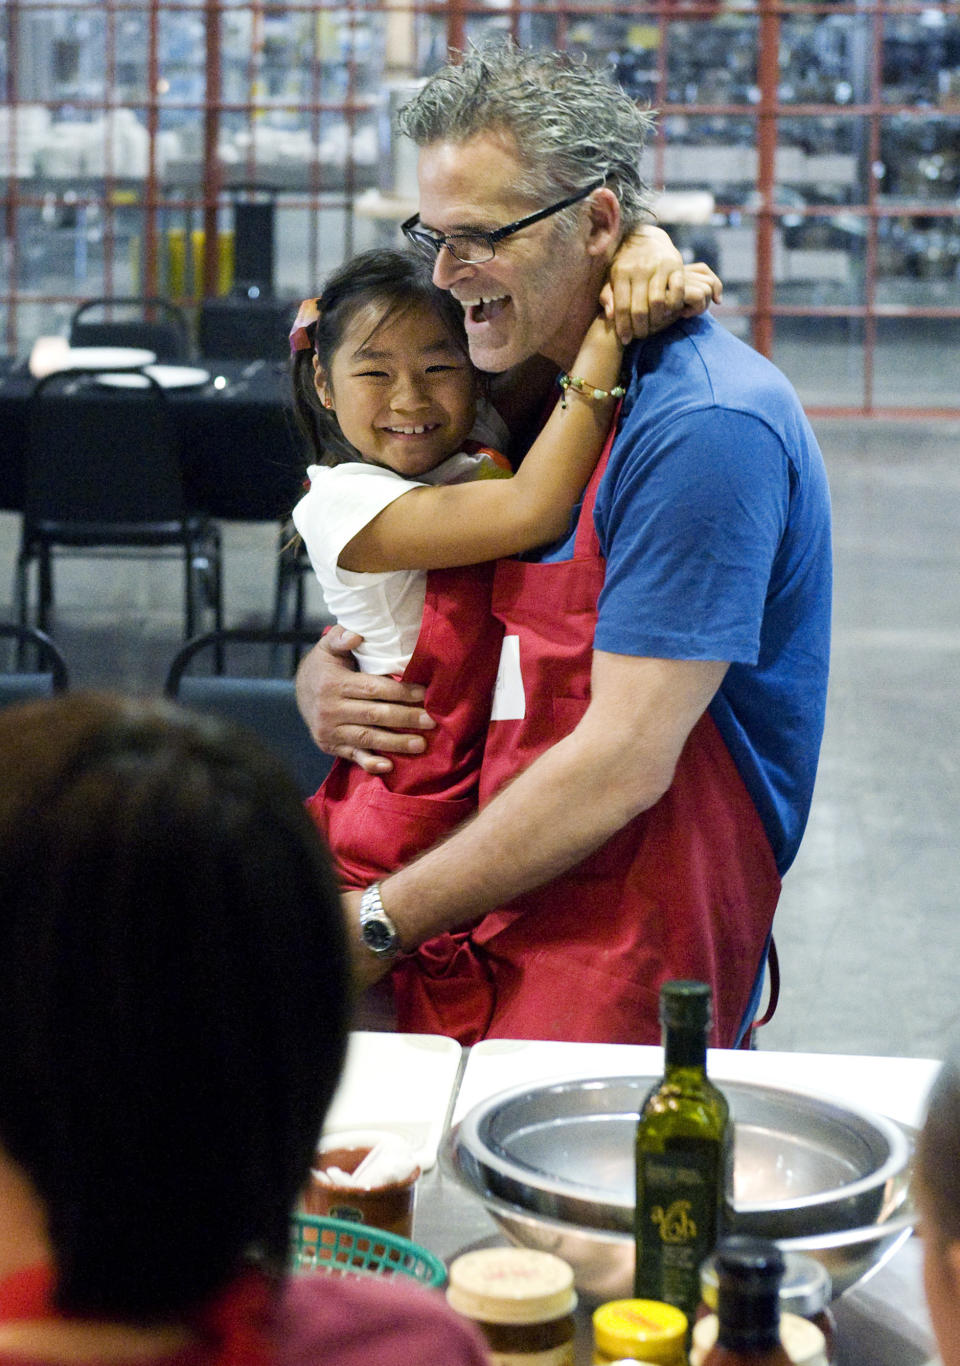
[96,364,212,390]
[64,346,157,371]
[322,1031,462,1172]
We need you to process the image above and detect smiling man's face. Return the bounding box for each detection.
[416,131,604,374]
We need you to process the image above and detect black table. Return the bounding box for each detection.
[0,357,308,522]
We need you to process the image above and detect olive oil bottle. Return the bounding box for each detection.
[634,979,733,1323]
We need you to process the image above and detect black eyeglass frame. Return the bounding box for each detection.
[401,177,606,264]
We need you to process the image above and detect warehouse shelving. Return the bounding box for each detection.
[1,0,958,415]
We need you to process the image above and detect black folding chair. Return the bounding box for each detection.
[17,369,222,646]
[272,525,314,632]
[164,627,333,797]
[69,296,193,363]
[0,622,69,701]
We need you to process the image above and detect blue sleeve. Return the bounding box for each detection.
[593,407,792,663]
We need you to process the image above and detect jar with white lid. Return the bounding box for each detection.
[446,1247,577,1366]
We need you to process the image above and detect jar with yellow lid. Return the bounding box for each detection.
[446,1247,577,1365]
[592,1297,688,1364]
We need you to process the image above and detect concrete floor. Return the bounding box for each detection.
[760,418,960,1061]
[1,414,958,1063]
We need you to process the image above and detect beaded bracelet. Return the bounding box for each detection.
[557,371,626,409]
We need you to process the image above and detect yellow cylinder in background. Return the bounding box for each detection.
[128,234,141,291]
[190,228,234,296]
[190,228,205,297]
[167,227,187,297]
[218,229,234,295]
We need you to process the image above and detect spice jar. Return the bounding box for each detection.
[446,1248,577,1365]
[699,1251,836,1363]
[302,1130,420,1239]
[592,1298,688,1363]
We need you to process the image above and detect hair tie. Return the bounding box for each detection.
[289,298,321,355]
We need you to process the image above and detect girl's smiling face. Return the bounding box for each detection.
[318,298,478,479]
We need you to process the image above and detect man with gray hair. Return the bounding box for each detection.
[297,43,832,1047]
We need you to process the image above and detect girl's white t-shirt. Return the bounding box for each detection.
[292,434,509,676]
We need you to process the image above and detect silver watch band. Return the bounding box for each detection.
[358,882,401,958]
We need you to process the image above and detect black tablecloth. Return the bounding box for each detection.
[0,358,308,522]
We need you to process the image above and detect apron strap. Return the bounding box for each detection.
[572,399,622,559]
[742,937,781,1048]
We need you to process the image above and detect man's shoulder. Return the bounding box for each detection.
[629,313,790,393]
[619,313,811,449]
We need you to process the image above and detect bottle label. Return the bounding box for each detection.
[635,1138,723,1317]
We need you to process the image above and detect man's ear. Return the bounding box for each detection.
[585,186,622,260]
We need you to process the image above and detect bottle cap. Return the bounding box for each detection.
[659,979,712,1031]
[701,1249,832,1316]
[715,1234,785,1281]
[446,1248,577,1325]
[592,1298,688,1362]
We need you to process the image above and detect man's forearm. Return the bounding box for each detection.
[380,708,669,950]
[377,652,728,952]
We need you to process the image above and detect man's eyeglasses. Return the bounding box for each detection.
[401,177,605,265]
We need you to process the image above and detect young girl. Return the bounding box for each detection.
[290,247,627,898]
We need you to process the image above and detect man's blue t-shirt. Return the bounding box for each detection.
[535,314,832,875]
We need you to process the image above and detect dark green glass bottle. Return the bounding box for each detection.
[634,979,733,1324]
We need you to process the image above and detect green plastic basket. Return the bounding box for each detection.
[290,1212,446,1288]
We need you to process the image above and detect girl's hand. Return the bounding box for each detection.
[678,261,724,318]
[600,225,723,342]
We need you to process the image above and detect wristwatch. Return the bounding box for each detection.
[358,882,402,959]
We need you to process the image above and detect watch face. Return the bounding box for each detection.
[361,916,395,953]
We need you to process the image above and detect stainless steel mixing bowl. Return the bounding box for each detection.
[443,1074,914,1300]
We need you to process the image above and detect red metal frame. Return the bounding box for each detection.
[1,0,957,418]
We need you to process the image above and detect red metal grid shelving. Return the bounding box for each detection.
[1,0,957,416]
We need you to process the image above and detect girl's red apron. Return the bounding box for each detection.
[392,419,782,1048]
[306,561,503,888]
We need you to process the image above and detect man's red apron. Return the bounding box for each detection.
[392,419,782,1047]
[306,561,502,888]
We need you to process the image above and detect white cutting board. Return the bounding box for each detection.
[453,1039,939,1130]
[322,1031,462,1171]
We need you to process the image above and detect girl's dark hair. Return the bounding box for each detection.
[0,692,351,1322]
[292,247,471,467]
[917,1051,960,1244]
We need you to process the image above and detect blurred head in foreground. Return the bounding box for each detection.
[0,691,351,1322]
[916,1046,960,1366]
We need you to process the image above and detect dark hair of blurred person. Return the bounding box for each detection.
[0,693,487,1366]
